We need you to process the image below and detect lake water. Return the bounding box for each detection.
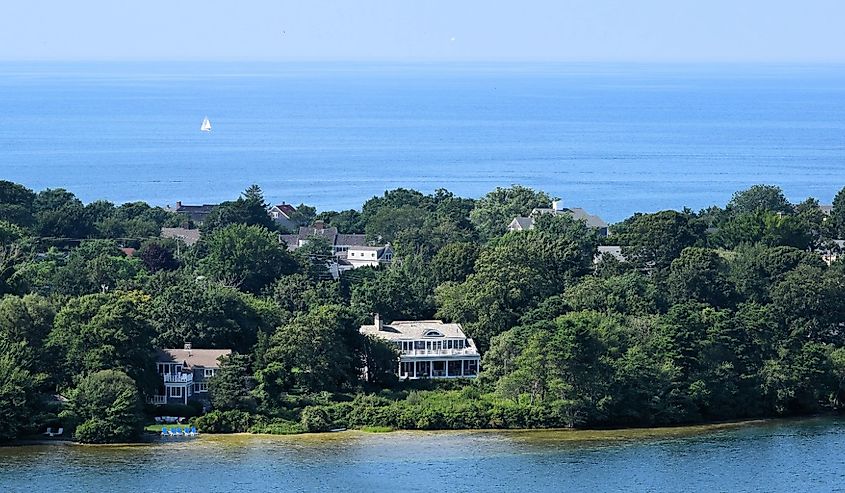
[1,418,844,492]
[0,62,844,222]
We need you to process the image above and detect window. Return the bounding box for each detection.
[194,383,209,393]
[204,368,215,377]
[169,386,183,398]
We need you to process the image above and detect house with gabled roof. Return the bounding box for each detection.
[360,315,480,379]
[508,200,609,236]
[148,343,231,406]
[269,202,298,232]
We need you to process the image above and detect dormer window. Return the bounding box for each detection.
[423,329,444,338]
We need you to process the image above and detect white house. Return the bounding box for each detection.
[360,315,480,379]
[508,200,609,237]
[269,203,298,232]
[340,245,393,270]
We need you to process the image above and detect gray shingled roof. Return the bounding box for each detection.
[161,227,201,247]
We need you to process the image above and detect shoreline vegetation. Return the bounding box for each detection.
[9,415,831,448]
[2,180,845,444]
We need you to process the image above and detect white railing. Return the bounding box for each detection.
[163,373,193,383]
[148,395,167,405]
[400,348,478,357]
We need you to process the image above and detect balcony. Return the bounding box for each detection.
[400,348,478,357]
[162,373,193,383]
[148,395,167,405]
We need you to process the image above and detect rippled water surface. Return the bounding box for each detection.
[1,62,844,222]
[2,418,845,492]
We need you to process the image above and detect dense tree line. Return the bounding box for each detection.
[2,179,845,442]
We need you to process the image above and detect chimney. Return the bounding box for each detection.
[176,201,182,209]
[374,313,383,331]
[552,199,563,211]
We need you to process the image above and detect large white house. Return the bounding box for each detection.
[360,315,480,379]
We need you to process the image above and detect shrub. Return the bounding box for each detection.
[193,410,253,433]
[300,406,332,432]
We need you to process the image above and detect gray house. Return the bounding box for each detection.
[149,344,231,406]
[170,201,217,224]
[508,200,609,237]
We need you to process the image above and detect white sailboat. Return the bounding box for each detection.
[200,116,212,132]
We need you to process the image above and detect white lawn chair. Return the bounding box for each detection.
[43,427,54,436]
[154,417,162,424]
[49,428,63,437]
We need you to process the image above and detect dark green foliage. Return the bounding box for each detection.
[201,185,277,234]
[48,291,157,392]
[667,248,735,307]
[469,185,550,240]
[65,369,144,443]
[0,337,41,441]
[0,180,36,228]
[614,210,705,270]
[0,180,844,440]
[137,240,179,272]
[210,354,256,412]
[199,224,298,294]
[300,406,332,432]
[728,185,793,215]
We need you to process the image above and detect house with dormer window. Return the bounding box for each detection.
[360,315,480,379]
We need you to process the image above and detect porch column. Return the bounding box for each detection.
[429,361,433,376]
[445,361,449,378]
[413,361,417,378]
[184,386,188,405]
[461,360,465,377]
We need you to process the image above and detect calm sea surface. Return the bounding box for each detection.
[1,418,844,492]
[0,62,843,222]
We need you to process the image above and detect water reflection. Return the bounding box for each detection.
[1,418,844,492]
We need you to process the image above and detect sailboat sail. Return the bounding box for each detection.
[201,117,212,132]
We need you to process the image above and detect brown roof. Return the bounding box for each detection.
[155,348,231,369]
[274,203,297,217]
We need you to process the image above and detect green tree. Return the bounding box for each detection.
[0,294,55,349]
[831,185,845,237]
[202,185,276,234]
[210,354,255,412]
[437,230,595,350]
[65,369,144,444]
[147,276,281,353]
[0,337,40,441]
[727,184,793,215]
[430,242,480,284]
[667,247,735,307]
[0,180,36,228]
[33,188,92,239]
[257,305,363,396]
[47,291,157,392]
[137,240,179,272]
[614,210,704,270]
[200,224,298,294]
[469,185,550,240]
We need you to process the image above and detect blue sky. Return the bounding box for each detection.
[2,0,843,62]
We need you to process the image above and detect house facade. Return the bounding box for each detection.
[269,203,298,232]
[149,344,231,406]
[360,315,481,379]
[280,221,392,277]
[508,200,609,237]
[169,201,217,224]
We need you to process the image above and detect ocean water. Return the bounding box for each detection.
[0,62,843,222]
